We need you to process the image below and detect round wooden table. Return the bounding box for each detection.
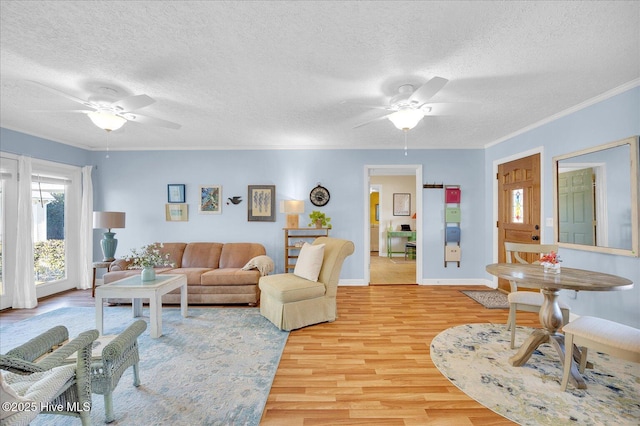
[486,263,633,389]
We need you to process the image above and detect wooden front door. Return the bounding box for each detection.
[497,153,541,291]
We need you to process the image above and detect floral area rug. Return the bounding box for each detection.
[0,306,289,425]
[430,323,640,425]
[461,290,509,309]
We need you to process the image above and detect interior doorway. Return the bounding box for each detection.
[363,165,422,285]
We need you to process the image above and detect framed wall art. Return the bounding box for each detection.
[167,184,186,203]
[247,185,276,221]
[199,185,222,214]
[393,193,411,216]
[165,203,188,221]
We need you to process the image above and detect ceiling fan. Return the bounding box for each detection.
[29,81,181,131]
[346,76,449,131]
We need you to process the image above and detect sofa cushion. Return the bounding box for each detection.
[157,243,188,268]
[166,267,214,284]
[220,243,266,268]
[259,273,326,303]
[294,243,325,282]
[181,243,223,268]
[201,268,261,286]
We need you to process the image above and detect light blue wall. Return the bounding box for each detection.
[484,87,640,327]
[90,148,486,281]
[0,128,91,166]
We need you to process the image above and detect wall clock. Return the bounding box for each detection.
[310,185,330,207]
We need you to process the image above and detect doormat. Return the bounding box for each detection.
[461,290,509,309]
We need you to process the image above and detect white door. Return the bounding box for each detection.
[0,156,18,309]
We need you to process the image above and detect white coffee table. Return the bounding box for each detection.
[95,274,188,338]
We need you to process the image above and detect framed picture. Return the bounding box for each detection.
[393,193,411,216]
[248,185,276,222]
[199,185,222,214]
[167,184,186,203]
[165,203,188,221]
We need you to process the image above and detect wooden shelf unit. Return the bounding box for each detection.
[284,227,330,272]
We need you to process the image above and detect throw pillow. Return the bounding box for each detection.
[294,243,325,282]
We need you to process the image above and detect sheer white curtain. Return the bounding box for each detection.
[78,166,93,289]
[13,156,37,308]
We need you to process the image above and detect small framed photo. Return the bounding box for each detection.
[166,203,188,221]
[248,185,276,222]
[199,185,222,214]
[393,193,411,216]
[167,184,186,203]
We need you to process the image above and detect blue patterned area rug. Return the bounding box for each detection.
[0,307,289,425]
[431,323,640,425]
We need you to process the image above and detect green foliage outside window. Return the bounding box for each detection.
[34,240,65,283]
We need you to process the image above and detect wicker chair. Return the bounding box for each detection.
[91,319,147,423]
[1,328,99,426]
[2,320,146,424]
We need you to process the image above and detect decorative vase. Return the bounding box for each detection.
[141,267,156,281]
[542,262,561,274]
[315,219,322,228]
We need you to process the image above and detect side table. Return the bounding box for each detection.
[92,261,112,297]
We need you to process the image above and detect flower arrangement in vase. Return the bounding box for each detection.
[125,243,174,281]
[539,251,561,274]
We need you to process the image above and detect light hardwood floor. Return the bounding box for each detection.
[369,253,416,284]
[0,280,537,425]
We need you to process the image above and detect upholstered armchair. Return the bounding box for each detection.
[259,237,355,331]
[1,328,99,425]
[91,319,147,423]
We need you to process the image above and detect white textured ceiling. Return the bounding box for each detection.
[1,1,638,152]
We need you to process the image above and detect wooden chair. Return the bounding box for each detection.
[504,242,570,349]
[404,234,416,260]
[259,237,354,331]
[561,316,640,391]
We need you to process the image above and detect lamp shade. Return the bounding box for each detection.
[88,111,127,132]
[280,200,304,228]
[93,211,126,230]
[388,108,424,130]
[280,200,305,214]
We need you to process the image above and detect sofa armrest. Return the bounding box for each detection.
[109,259,133,271]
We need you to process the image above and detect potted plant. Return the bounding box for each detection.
[308,211,331,228]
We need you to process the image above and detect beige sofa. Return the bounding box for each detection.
[103,242,267,305]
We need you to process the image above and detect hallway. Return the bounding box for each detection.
[369,253,416,284]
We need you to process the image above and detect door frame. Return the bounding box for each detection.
[363,164,423,285]
[491,147,545,266]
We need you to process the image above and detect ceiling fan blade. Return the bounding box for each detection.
[122,113,181,129]
[31,109,94,114]
[353,113,393,129]
[409,76,449,106]
[28,80,93,107]
[111,94,155,112]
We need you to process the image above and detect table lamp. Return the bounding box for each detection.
[93,211,126,261]
[280,200,304,228]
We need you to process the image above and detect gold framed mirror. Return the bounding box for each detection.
[553,136,639,257]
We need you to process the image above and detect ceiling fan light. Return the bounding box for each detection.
[388,109,424,131]
[88,111,127,131]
